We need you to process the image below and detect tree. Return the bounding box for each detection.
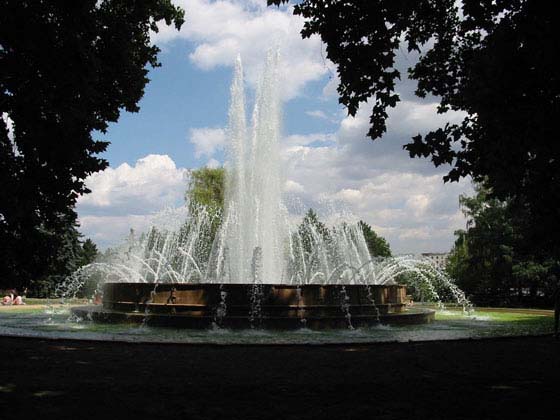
[0,1,184,289]
[186,167,225,211]
[183,167,225,270]
[447,185,517,303]
[80,239,99,267]
[446,184,557,306]
[28,228,99,298]
[358,221,391,258]
[298,209,331,256]
[269,0,560,259]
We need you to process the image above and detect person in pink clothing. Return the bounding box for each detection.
[2,292,14,305]
[13,295,24,305]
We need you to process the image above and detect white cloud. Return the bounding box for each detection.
[77,154,188,247]
[206,158,221,168]
[398,227,431,241]
[332,188,362,204]
[189,127,226,158]
[305,110,329,120]
[321,74,339,98]
[151,0,332,100]
[285,158,471,253]
[284,179,304,193]
[78,214,154,248]
[283,132,335,148]
[406,194,430,218]
[77,143,471,254]
[282,98,472,254]
[78,154,186,212]
[387,100,466,136]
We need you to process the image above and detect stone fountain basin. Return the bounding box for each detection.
[72,283,435,329]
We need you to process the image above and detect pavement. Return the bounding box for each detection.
[0,335,558,419]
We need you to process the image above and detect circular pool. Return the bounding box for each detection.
[0,304,553,345]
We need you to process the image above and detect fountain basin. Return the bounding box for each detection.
[72,283,435,329]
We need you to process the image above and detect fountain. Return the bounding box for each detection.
[70,52,470,329]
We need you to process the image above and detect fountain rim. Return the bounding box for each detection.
[99,282,402,287]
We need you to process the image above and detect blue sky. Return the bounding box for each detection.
[76,0,472,254]
[100,39,341,170]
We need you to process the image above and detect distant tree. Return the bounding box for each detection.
[99,246,120,263]
[269,0,560,259]
[445,229,469,289]
[447,185,517,302]
[358,221,391,258]
[183,167,225,271]
[446,184,558,306]
[80,239,99,267]
[186,167,225,211]
[298,209,331,256]
[0,1,185,290]
[28,227,99,298]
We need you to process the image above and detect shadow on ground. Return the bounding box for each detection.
[0,336,558,419]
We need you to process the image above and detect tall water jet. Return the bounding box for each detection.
[210,55,248,282]
[219,50,285,283]
[67,52,471,329]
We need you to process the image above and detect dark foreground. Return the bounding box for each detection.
[1,335,558,420]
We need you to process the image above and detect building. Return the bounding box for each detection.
[420,252,449,270]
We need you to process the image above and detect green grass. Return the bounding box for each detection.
[18,298,88,305]
[434,309,554,337]
[435,310,551,322]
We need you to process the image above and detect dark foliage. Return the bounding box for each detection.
[80,238,99,267]
[358,220,391,258]
[28,231,100,298]
[447,184,559,307]
[270,0,559,258]
[0,1,184,289]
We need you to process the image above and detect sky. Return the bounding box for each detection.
[76,0,473,254]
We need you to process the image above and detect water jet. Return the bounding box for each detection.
[69,52,466,330]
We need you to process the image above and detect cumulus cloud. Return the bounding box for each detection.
[283,132,335,148]
[151,0,331,100]
[78,154,187,213]
[284,179,304,193]
[305,110,329,120]
[282,98,472,254]
[205,158,221,168]
[77,154,188,247]
[189,127,226,158]
[78,214,155,248]
[321,74,339,98]
[78,146,471,253]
